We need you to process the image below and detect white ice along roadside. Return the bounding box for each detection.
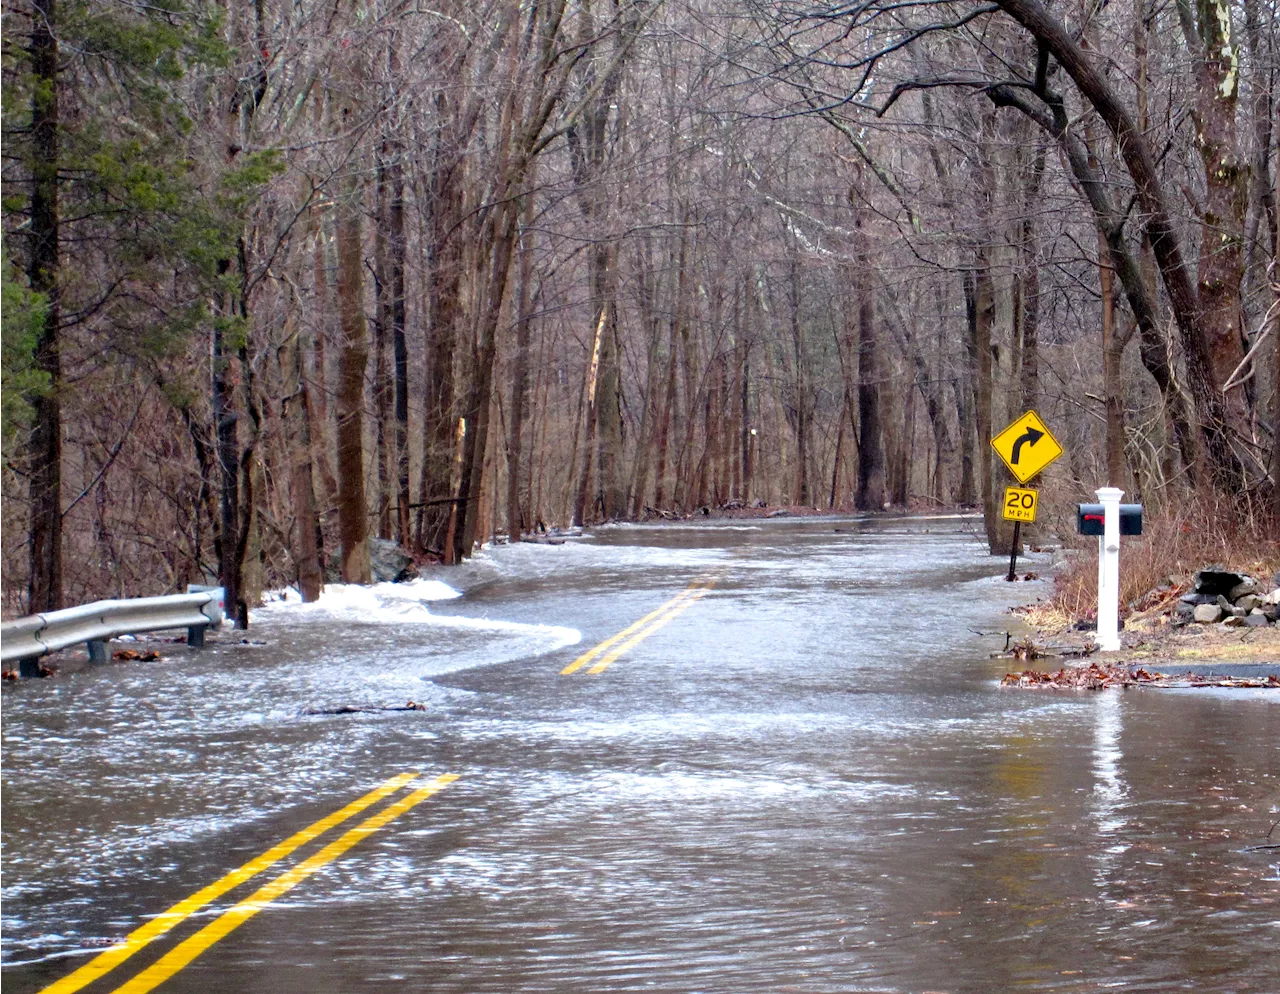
[251,578,582,654]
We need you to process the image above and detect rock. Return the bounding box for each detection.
[750,498,767,509]
[1228,578,1258,601]
[1216,594,1235,613]
[1195,569,1250,597]
[1235,594,1260,612]
[1265,588,1280,606]
[1222,615,1246,627]
[1193,604,1223,623]
[1244,613,1270,628]
[1179,592,1216,605]
[369,538,414,583]
[1261,604,1279,622]
[1173,601,1196,619]
[766,508,790,518]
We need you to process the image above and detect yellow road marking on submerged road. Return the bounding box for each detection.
[108,774,459,994]
[560,587,696,674]
[586,582,713,674]
[562,577,717,676]
[40,771,422,994]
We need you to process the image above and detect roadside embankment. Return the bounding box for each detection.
[1002,497,1280,686]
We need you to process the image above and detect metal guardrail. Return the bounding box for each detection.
[1,589,224,675]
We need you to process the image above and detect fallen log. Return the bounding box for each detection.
[303,701,429,715]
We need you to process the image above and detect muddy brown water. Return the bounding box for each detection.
[3,516,1278,993]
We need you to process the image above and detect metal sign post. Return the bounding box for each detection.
[992,411,1063,583]
[1095,487,1123,651]
[1002,486,1038,581]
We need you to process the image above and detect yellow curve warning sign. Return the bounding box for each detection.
[991,410,1063,484]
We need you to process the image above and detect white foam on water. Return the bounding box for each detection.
[252,578,580,651]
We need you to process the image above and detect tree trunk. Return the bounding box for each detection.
[1020,147,1045,412]
[420,149,463,555]
[455,196,521,560]
[853,197,885,510]
[574,304,607,526]
[27,0,62,613]
[388,151,410,548]
[789,253,811,505]
[952,275,977,505]
[373,152,393,541]
[507,181,536,541]
[628,239,664,518]
[212,266,241,622]
[1100,236,1126,487]
[1182,0,1251,444]
[595,294,624,518]
[969,263,998,551]
[653,321,678,510]
[335,168,371,584]
[288,323,323,602]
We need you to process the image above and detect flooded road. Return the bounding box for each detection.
[4,516,1278,993]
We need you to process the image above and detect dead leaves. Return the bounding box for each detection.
[1002,662,1280,690]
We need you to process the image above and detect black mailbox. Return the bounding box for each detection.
[1076,503,1143,536]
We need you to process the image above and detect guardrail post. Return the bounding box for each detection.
[187,624,206,648]
[19,658,40,679]
[87,640,107,663]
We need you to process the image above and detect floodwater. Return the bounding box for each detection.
[3,515,1277,993]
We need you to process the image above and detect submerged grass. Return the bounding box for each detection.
[1048,493,1280,620]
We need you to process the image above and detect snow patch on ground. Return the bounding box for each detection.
[259,577,461,611]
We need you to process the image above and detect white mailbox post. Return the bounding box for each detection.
[1096,486,1124,651]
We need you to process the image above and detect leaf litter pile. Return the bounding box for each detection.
[1002,662,1280,690]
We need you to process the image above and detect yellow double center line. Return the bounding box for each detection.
[561,577,717,676]
[42,772,458,994]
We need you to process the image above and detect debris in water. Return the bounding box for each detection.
[303,700,429,716]
[993,637,1048,661]
[1002,662,1280,690]
[113,649,161,661]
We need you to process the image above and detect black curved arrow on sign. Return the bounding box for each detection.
[1010,426,1044,464]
